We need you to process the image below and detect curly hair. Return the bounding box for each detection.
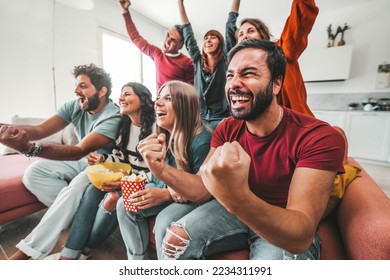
[72,64,112,100]
[117,82,155,161]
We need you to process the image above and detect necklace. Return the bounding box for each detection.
[273,106,283,131]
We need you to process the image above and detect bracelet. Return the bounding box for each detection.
[24,142,42,157]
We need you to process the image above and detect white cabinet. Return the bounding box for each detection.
[313,110,390,163]
[313,110,347,129]
[345,112,390,162]
[300,45,353,82]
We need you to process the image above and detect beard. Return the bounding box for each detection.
[229,81,274,121]
[86,91,101,111]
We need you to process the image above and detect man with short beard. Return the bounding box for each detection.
[145,39,346,260]
[1,64,121,260]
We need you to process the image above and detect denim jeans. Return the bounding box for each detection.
[162,199,321,260]
[116,184,200,260]
[61,185,119,259]
[154,202,202,259]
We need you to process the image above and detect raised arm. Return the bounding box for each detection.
[119,0,130,13]
[231,0,240,13]
[119,0,160,57]
[226,0,241,53]
[178,0,190,24]
[278,0,319,61]
[178,0,200,62]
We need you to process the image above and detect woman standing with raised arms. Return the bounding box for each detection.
[178,0,232,130]
[227,0,318,116]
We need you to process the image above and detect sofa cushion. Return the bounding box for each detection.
[0,154,42,213]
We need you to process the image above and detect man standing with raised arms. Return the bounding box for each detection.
[119,0,194,91]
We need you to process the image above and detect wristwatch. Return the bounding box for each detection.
[24,142,42,157]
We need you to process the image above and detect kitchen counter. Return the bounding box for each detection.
[313,109,390,113]
[312,110,390,165]
[307,92,390,112]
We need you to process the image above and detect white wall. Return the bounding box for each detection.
[1,0,389,122]
[301,0,390,95]
[0,0,167,122]
[0,0,55,121]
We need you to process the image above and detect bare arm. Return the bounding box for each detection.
[0,115,114,161]
[8,115,67,140]
[37,131,114,161]
[231,0,240,13]
[200,142,336,253]
[0,115,67,153]
[178,0,190,24]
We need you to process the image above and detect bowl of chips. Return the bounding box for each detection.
[86,162,131,189]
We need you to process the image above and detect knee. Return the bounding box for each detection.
[102,191,120,213]
[162,224,190,260]
[116,197,125,218]
[22,162,41,190]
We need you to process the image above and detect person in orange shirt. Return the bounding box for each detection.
[226,0,318,116]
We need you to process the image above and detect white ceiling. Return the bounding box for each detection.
[112,0,378,38]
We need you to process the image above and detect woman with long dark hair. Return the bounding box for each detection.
[116,80,212,260]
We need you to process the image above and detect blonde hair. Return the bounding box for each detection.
[157,81,206,172]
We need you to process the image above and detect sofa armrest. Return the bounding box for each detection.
[337,157,390,259]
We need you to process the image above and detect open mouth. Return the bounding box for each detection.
[156,112,167,118]
[78,96,88,108]
[229,94,251,107]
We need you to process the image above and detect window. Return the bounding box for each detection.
[101,30,156,102]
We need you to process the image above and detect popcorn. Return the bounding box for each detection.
[120,173,147,212]
[92,166,114,174]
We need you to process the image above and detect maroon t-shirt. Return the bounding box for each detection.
[211,107,345,208]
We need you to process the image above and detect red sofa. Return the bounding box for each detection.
[0,155,46,225]
[1,153,390,259]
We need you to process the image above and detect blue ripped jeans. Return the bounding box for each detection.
[61,184,119,259]
[160,199,321,260]
[116,186,200,260]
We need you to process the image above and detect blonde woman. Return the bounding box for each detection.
[116,80,212,260]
